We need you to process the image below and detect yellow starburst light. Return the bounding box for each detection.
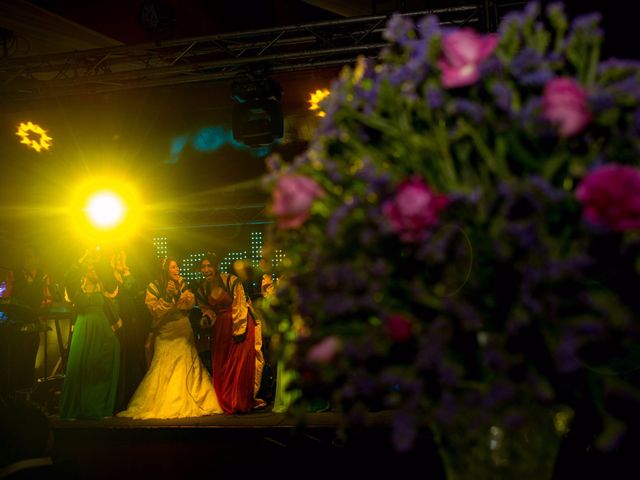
[308,89,330,117]
[71,178,142,244]
[16,121,53,152]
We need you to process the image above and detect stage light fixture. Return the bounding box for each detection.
[231,73,283,147]
[16,121,52,152]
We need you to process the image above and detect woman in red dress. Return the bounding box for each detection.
[196,254,256,414]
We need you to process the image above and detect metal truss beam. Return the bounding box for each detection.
[0,5,486,104]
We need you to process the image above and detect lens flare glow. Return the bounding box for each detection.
[71,178,141,243]
[85,191,126,229]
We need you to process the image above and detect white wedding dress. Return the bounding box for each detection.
[118,281,221,419]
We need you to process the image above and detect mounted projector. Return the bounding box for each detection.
[231,73,283,147]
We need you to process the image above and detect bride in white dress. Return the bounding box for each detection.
[118,258,222,419]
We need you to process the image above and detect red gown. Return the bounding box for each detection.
[198,274,256,414]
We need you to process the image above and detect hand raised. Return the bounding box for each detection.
[166,280,179,296]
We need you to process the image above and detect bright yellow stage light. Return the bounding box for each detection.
[71,179,141,244]
[85,191,126,229]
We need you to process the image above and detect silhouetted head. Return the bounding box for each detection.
[0,400,52,467]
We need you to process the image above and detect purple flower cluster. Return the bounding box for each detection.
[262,1,640,456]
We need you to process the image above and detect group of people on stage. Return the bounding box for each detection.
[58,247,278,420]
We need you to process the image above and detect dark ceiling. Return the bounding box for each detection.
[0,0,635,263]
[27,0,341,45]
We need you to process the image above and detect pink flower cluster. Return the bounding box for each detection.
[306,336,340,364]
[271,174,325,229]
[541,77,592,137]
[383,177,449,243]
[576,164,640,232]
[438,28,498,89]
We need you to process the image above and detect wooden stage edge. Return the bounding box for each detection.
[50,410,395,429]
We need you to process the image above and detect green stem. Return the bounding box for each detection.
[460,120,510,180]
[585,40,601,88]
[434,120,460,190]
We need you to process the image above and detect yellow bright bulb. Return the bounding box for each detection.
[85,191,126,229]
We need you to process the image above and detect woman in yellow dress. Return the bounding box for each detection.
[118,258,221,419]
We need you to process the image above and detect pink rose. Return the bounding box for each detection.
[385,314,413,342]
[382,176,449,243]
[438,28,499,89]
[542,77,592,137]
[307,336,341,364]
[576,164,640,232]
[271,174,325,229]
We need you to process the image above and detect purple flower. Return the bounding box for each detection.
[425,86,444,109]
[589,91,616,113]
[266,153,282,172]
[541,77,592,137]
[271,174,325,229]
[520,69,554,86]
[518,97,542,130]
[491,81,513,112]
[511,49,544,78]
[556,331,581,374]
[438,28,499,89]
[382,176,449,243]
[327,203,353,239]
[383,14,414,45]
[576,164,640,232]
[498,10,523,37]
[452,99,485,122]
[417,15,440,40]
[484,382,516,408]
[369,258,391,277]
[570,13,603,40]
[597,59,640,80]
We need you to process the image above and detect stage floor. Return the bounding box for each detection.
[47,410,636,480]
[49,410,445,479]
[50,410,394,429]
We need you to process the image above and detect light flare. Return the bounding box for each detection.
[308,89,330,117]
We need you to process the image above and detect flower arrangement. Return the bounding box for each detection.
[262,1,640,470]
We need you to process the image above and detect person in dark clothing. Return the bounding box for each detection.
[10,246,52,316]
[0,246,51,394]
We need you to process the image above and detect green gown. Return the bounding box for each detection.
[59,288,120,420]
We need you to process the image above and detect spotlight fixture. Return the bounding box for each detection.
[16,121,52,152]
[231,71,283,147]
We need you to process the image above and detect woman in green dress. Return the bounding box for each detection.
[59,249,120,420]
